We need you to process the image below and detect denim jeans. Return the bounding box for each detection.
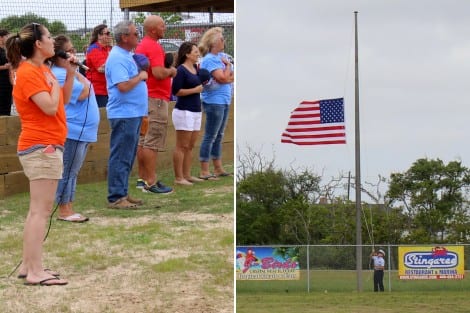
[107,117,141,202]
[55,139,89,204]
[199,103,230,162]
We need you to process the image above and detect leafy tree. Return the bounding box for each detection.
[236,167,287,245]
[359,204,407,245]
[0,12,66,34]
[48,20,67,35]
[387,158,470,243]
[132,12,183,25]
[278,199,329,244]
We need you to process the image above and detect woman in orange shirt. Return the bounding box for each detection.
[6,23,76,286]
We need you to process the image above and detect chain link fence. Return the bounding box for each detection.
[237,244,470,293]
[0,0,234,116]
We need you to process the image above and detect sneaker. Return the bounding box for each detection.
[136,179,145,189]
[143,181,173,194]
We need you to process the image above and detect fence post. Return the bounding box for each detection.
[387,244,391,292]
[307,245,310,292]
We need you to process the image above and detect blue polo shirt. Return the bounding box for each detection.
[105,46,148,118]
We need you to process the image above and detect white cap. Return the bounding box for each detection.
[378,249,385,256]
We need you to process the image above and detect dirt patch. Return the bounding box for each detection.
[0,212,234,313]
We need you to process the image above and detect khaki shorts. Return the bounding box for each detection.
[19,147,63,180]
[138,97,168,151]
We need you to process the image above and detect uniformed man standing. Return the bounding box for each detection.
[370,249,385,292]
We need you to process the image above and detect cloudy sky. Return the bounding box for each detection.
[0,0,233,31]
[236,0,470,191]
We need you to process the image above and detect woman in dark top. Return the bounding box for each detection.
[0,29,13,116]
[171,42,204,186]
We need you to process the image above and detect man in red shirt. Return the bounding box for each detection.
[86,24,112,108]
[135,15,177,194]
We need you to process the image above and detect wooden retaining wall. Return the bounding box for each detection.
[0,103,234,199]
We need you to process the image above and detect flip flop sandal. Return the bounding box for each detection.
[215,172,233,177]
[24,277,68,286]
[57,213,89,223]
[198,174,220,181]
[18,268,60,279]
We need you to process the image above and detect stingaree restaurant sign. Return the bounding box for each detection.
[398,246,464,280]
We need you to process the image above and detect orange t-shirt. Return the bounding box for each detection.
[13,62,67,151]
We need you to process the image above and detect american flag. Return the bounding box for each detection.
[281,98,346,145]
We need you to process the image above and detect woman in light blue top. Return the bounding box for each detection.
[51,35,100,222]
[197,27,234,180]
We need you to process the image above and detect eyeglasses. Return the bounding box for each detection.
[101,31,111,36]
[65,47,76,54]
[125,32,139,37]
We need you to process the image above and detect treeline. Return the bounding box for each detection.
[237,150,470,246]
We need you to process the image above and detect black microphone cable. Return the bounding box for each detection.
[4,72,93,279]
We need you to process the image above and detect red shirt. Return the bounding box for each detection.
[135,36,171,100]
[86,42,111,95]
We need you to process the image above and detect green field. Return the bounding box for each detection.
[237,270,470,313]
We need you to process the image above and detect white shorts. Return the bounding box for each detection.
[172,108,202,131]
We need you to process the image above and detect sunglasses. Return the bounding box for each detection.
[101,31,111,36]
[32,22,40,40]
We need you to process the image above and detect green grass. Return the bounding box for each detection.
[237,270,470,293]
[0,165,234,313]
[237,270,470,312]
[237,291,470,313]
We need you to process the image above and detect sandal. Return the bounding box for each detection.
[24,276,68,286]
[174,179,193,186]
[126,195,144,205]
[215,172,233,177]
[57,213,89,223]
[108,197,138,209]
[187,176,204,183]
[198,174,220,181]
[18,268,59,279]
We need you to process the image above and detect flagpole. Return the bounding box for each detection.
[354,10,363,292]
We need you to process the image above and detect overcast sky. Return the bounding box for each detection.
[236,0,470,192]
[0,0,233,31]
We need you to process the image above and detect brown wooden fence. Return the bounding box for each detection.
[0,103,234,199]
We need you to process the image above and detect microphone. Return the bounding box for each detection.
[164,52,174,68]
[56,50,89,71]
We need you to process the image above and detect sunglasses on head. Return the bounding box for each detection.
[32,22,40,40]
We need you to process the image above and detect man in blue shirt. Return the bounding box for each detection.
[105,21,148,209]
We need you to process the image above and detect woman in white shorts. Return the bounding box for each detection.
[171,42,205,185]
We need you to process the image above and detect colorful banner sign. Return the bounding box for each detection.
[236,247,300,280]
[398,246,464,280]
